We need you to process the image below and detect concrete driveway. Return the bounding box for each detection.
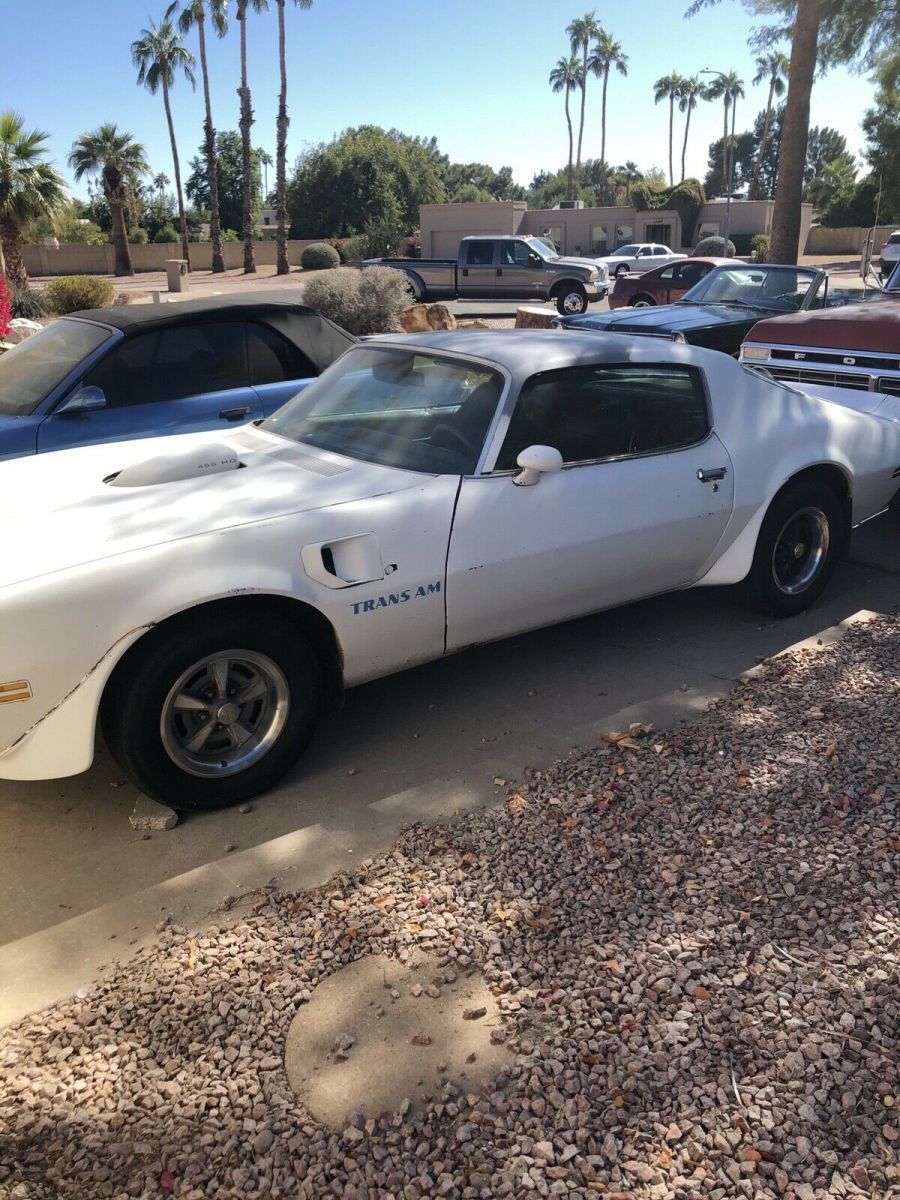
[1,499,897,1024]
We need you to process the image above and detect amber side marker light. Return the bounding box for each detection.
[0,681,32,704]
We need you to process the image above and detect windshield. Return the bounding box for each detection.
[885,261,900,292]
[262,346,505,475]
[610,245,639,256]
[0,318,112,416]
[680,264,821,312]
[530,238,560,261]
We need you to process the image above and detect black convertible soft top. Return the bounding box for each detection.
[67,290,356,375]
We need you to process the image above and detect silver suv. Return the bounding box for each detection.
[880,230,900,276]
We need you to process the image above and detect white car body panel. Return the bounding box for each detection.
[2,332,899,784]
[597,245,688,276]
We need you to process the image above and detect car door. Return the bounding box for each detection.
[36,321,265,453]
[445,362,734,651]
[494,240,546,300]
[246,320,320,416]
[634,246,656,273]
[458,239,498,299]
[669,260,714,300]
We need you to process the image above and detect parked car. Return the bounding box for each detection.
[553,262,841,356]
[363,235,608,315]
[595,243,687,278]
[0,293,356,461]
[609,257,728,309]
[3,331,899,809]
[879,230,900,275]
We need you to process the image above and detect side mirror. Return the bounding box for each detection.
[513,444,563,487]
[57,385,107,415]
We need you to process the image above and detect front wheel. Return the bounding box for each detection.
[747,482,845,616]
[102,612,323,810]
[614,264,629,278]
[629,295,655,308]
[554,283,588,315]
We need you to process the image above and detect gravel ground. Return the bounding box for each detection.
[1,615,898,1200]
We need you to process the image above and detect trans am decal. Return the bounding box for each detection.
[351,581,441,615]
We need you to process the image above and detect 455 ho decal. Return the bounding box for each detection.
[351,581,441,615]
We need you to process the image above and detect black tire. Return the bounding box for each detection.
[554,282,588,315]
[748,481,846,617]
[614,264,629,278]
[629,294,655,307]
[102,612,323,810]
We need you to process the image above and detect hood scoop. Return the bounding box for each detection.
[106,443,243,488]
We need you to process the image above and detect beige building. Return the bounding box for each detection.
[419,200,814,259]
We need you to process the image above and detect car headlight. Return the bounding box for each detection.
[672,332,687,344]
[741,344,770,361]
[588,269,599,282]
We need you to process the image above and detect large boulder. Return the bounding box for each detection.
[399,303,458,333]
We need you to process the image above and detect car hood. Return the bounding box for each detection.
[562,301,770,335]
[745,299,900,352]
[556,255,608,274]
[0,425,425,590]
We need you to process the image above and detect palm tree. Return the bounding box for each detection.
[68,125,149,277]
[275,0,313,275]
[257,147,272,199]
[654,73,685,187]
[132,18,195,266]
[566,11,601,190]
[237,0,268,274]
[0,111,67,286]
[677,76,704,183]
[705,69,745,196]
[588,32,628,177]
[153,172,171,199]
[549,56,583,202]
[171,0,228,273]
[749,51,790,200]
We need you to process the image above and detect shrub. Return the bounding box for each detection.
[0,277,11,339]
[693,235,736,257]
[404,234,421,259]
[154,225,180,244]
[221,228,239,242]
[303,266,413,335]
[45,275,115,315]
[327,239,349,263]
[729,233,754,256]
[129,227,149,245]
[301,242,341,270]
[7,280,51,319]
[751,234,771,263]
[341,234,370,263]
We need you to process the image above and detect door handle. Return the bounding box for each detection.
[697,466,727,482]
[496,268,503,276]
[462,268,468,277]
[219,406,252,421]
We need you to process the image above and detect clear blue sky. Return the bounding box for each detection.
[1,0,879,202]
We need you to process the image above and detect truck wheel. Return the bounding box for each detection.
[102,611,323,810]
[747,481,845,617]
[554,283,588,315]
[629,295,655,307]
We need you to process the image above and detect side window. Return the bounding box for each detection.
[247,322,317,384]
[81,332,160,408]
[638,247,653,257]
[654,246,669,256]
[658,266,675,281]
[495,365,709,469]
[153,321,248,401]
[673,262,708,287]
[465,241,495,266]
[500,241,531,267]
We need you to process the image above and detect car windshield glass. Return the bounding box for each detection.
[531,239,560,261]
[679,264,819,311]
[262,346,505,475]
[611,245,639,256]
[0,318,112,416]
[885,261,900,292]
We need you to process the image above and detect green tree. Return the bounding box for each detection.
[173,0,228,273]
[443,162,524,202]
[677,76,703,184]
[805,152,856,208]
[68,124,149,276]
[236,0,269,273]
[588,32,628,174]
[654,73,686,187]
[132,17,196,266]
[275,0,314,274]
[287,126,447,239]
[748,51,789,198]
[257,147,273,200]
[186,131,262,236]
[703,70,745,197]
[566,11,601,190]
[803,125,849,187]
[861,88,900,217]
[549,56,583,201]
[0,110,66,285]
[704,129,760,195]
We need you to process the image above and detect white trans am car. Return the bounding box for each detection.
[1,332,899,809]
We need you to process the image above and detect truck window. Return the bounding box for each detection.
[500,241,535,267]
[465,241,495,266]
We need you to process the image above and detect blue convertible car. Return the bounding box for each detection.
[0,292,356,460]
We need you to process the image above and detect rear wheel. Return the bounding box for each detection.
[614,264,629,278]
[748,481,845,616]
[102,612,323,810]
[629,295,655,308]
[553,282,588,315]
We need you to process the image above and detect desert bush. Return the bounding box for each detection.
[221,228,239,242]
[7,280,51,319]
[0,277,11,338]
[129,227,149,245]
[45,275,115,315]
[301,242,340,270]
[729,233,754,256]
[693,235,736,257]
[327,239,349,263]
[154,225,179,244]
[751,234,771,263]
[303,266,413,335]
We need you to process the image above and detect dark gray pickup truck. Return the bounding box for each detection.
[364,235,609,315]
